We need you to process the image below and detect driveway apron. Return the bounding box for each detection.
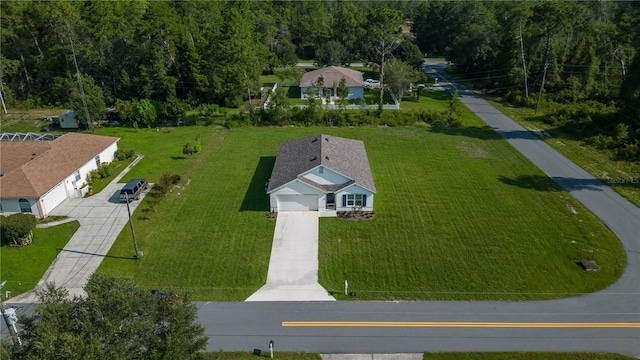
[246,212,335,301]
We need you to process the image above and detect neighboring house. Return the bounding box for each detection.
[267,134,376,212]
[300,66,364,101]
[0,132,119,218]
[59,110,79,129]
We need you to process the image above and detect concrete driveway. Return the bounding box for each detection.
[9,155,149,303]
[246,212,335,301]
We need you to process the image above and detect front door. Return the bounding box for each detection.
[326,193,335,210]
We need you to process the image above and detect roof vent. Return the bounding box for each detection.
[325,156,329,160]
[32,153,36,156]
[312,138,318,142]
[311,156,317,161]
[325,137,329,141]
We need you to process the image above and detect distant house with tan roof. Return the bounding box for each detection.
[300,66,364,101]
[0,132,119,218]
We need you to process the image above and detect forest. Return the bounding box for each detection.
[1,1,639,158]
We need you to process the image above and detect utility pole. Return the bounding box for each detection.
[519,21,529,98]
[68,34,93,133]
[0,281,23,347]
[535,32,551,115]
[124,193,142,258]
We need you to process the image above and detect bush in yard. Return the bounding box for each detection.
[156,172,181,194]
[1,213,36,247]
[97,163,112,178]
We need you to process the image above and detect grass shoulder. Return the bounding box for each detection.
[484,97,640,207]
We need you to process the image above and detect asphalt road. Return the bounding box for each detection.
[195,63,640,357]
[5,61,639,357]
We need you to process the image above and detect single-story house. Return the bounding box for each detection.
[59,110,79,129]
[0,132,120,218]
[300,66,364,101]
[267,134,376,212]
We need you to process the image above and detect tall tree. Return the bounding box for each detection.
[365,7,403,113]
[12,273,207,359]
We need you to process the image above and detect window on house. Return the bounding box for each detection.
[18,199,31,213]
[95,155,101,168]
[347,194,363,206]
[74,170,81,182]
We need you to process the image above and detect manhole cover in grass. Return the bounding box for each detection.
[578,259,600,271]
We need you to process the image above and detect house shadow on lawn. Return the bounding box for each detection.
[499,174,606,192]
[240,156,275,211]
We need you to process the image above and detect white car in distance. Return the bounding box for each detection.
[363,79,381,89]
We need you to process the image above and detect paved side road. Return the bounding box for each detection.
[426,63,640,298]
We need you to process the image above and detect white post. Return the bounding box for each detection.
[345,280,348,295]
[269,340,274,358]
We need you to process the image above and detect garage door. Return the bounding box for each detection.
[278,195,318,211]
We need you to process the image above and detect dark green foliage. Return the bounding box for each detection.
[115,149,134,161]
[12,274,207,359]
[156,172,181,194]
[315,41,350,67]
[0,213,36,247]
[97,163,113,178]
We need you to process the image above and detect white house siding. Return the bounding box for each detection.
[96,142,118,166]
[277,195,319,211]
[269,180,324,212]
[302,166,350,185]
[41,182,68,217]
[335,184,374,211]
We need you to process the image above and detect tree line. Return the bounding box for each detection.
[1,0,639,158]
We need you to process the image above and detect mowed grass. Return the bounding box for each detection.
[318,118,624,300]
[96,118,623,301]
[0,221,80,297]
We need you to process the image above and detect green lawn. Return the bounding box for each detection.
[0,221,80,297]
[319,122,624,300]
[97,117,623,301]
[484,98,640,207]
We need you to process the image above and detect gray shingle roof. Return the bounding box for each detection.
[300,66,364,88]
[267,134,376,193]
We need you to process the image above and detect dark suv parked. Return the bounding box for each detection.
[119,179,148,202]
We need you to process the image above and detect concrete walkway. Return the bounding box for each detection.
[246,212,335,301]
[8,155,147,303]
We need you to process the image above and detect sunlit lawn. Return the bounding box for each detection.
[97,114,623,301]
[0,221,80,297]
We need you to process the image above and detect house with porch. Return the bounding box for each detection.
[267,134,375,213]
[300,66,364,102]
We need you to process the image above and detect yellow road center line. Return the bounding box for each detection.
[282,321,640,328]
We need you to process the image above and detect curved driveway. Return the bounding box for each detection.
[197,63,640,357]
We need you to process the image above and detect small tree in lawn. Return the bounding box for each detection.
[336,77,349,108]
